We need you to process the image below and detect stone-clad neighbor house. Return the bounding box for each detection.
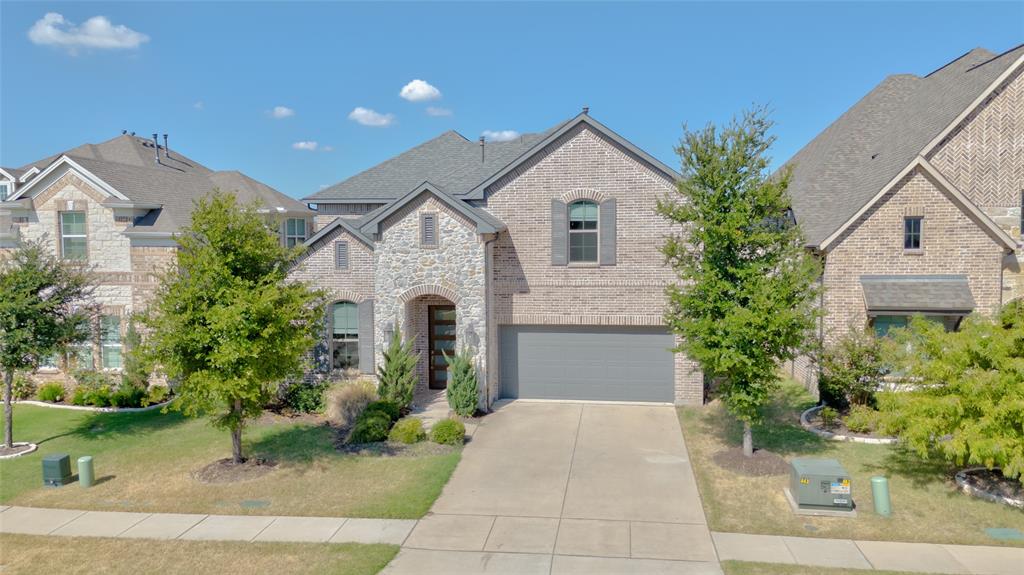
[291,111,705,409]
[783,45,1023,387]
[0,133,310,379]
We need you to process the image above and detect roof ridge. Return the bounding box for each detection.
[924,47,990,78]
[967,42,1024,72]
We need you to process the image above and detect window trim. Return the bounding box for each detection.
[59,211,87,261]
[0,181,9,201]
[903,216,923,252]
[330,301,359,371]
[100,315,123,371]
[420,212,438,248]
[284,217,307,248]
[568,199,599,264]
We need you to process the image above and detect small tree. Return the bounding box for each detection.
[819,327,888,409]
[878,310,1024,479]
[120,316,148,389]
[658,108,821,457]
[0,239,93,448]
[444,347,478,417]
[143,191,324,464]
[376,328,418,410]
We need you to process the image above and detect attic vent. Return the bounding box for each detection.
[114,215,133,223]
[420,213,438,247]
[335,240,349,270]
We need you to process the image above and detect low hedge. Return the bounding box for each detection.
[349,411,393,444]
[388,418,425,444]
[430,418,465,446]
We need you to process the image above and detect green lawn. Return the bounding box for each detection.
[721,561,945,575]
[679,383,1024,547]
[0,533,397,575]
[0,405,459,518]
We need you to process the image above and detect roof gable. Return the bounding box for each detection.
[304,216,374,249]
[358,182,505,236]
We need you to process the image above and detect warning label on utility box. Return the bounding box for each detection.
[830,480,851,495]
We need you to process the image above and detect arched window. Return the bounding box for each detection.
[332,301,359,370]
[568,200,598,263]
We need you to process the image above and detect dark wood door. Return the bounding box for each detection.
[428,305,456,389]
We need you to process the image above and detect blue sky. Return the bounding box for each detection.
[1,2,1021,200]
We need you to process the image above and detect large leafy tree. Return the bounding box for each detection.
[878,306,1024,479]
[658,108,821,456]
[144,191,324,463]
[0,239,93,448]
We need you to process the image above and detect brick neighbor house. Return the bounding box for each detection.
[291,112,705,409]
[783,45,1023,388]
[0,134,311,380]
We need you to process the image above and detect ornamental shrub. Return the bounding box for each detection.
[819,328,887,409]
[111,384,147,408]
[443,347,478,417]
[364,400,400,422]
[349,411,392,444]
[37,382,64,403]
[143,385,171,407]
[12,374,36,400]
[281,380,329,413]
[819,406,839,429]
[844,405,879,434]
[388,417,425,444]
[73,370,116,407]
[376,328,418,410]
[325,380,377,427]
[430,418,465,446]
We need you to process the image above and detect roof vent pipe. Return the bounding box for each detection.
[479,136,485,163]
[582,106,589,115]
[163,134,169,159]
[152,133,160,164]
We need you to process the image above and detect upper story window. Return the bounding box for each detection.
[0,182,10,201]
[331,301,359,370]
[568,200,598,263]
[420,213,438,248]
[285,218,307,247]
[60,211,87,261]
[903,216,922,251]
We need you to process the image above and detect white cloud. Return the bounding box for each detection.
[321,145,335,152]
[28,12,149,53]
[292,141,319,151]
[193,101,205,111]
[482,130,521,142]
[400,79,442,102]
[269,105,294,119]
[348,107,395,127]
[426,106,452,117]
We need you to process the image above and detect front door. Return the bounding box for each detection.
[428,305,456,389]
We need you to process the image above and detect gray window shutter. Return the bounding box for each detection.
[335,241,349,270]
[551,199,568,265]
[599,198,616,266]
[421,213,437,246]
[358,299,375,374]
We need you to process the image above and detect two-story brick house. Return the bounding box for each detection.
[0,133,310,380]
[291,112,705,409]
[783,45,1023,387]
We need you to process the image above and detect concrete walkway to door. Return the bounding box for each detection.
[385,401,722,574]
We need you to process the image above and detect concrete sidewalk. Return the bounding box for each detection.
[713,532,1024,575]
[0,506,416,545]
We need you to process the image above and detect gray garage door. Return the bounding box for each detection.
[499,325,674,402]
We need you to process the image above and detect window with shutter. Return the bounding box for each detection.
[421,213,438,247]
[335,240,349,270]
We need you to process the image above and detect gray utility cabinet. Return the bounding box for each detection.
[790,458,853,510]
[42,453,73,487]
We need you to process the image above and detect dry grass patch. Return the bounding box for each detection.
[1,405,459,518]
[679,383,1024,547]
[0,533,397,575]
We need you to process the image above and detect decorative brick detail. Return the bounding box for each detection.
[398,284,462,306]
[560,188,607,203]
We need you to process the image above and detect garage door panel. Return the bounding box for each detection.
[500,326,674,402]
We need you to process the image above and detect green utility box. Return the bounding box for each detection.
[790,458,853,511]
[42,453,73,487]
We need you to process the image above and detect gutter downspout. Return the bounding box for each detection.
[483,232,498,411]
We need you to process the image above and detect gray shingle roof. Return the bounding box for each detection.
[15,134,308,235]
[860,274,975,313]
[786,45,1024,248]
[305,128,556,202]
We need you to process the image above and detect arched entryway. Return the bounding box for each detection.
[397,284,462,408]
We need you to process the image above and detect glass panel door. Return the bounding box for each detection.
[428,305,456,390]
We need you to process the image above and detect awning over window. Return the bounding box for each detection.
[860,275,975,316]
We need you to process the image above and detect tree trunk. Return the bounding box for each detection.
[230,398,244,464]
[742,420,753,457]
[3,370,13,449]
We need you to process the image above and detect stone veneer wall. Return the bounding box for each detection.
[481,124,703,405]
[374,193,488,404]
[822,167,1006,344]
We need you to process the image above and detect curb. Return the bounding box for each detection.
[13,399,173,413]
[954,467,1024,509]
[800,405,898,445]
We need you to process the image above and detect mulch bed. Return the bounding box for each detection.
[192,458,278,484]
[712,447,790,476]
[961,468,1024,501]
[810,413,890,440]
[0,444,35,458]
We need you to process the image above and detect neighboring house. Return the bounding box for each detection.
[0,133,310,380]
[291,111,705,408]
[784,45,1023,387]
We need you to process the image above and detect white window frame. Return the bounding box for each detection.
[0,181,10,201]
[101,315,123,371]
[60,211,87,261]
[568,200,599,263]
[331,301,359,371]
[285,218,307,247]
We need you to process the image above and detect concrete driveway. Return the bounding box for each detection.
[385,401,721,574]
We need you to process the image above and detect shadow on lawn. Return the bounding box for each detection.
[861,444,958,489]
[65,409,189,442]
[247,422,337,465]
[704,384,830,457]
